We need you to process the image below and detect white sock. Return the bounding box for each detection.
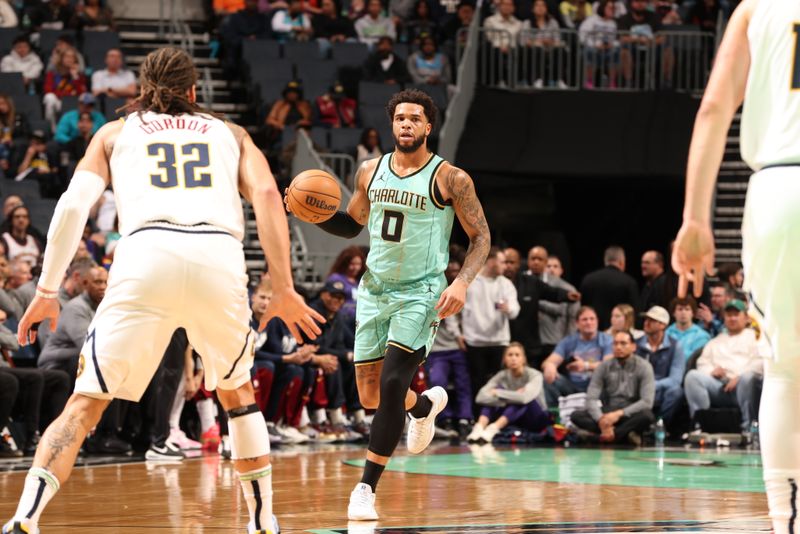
[327,407,344,425]
[311,408,326,425]
[12,467,60,528]
[352,409,366,424]
[299,406,310,428]
[239,465,273,532]
[169,375,187,431]
[197,399,216,433]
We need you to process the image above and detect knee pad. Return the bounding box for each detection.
[227,404,270,460]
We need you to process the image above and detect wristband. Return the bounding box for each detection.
[36,287,58,300]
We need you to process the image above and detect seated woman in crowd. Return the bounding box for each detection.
[0,94,29,178]
[325,245,366,326]
[2,205,42,267]
[43,47,88,129]
[605,303,644,340]
[264,81,312,146]
[355,127,382,167]
[467,343,551,443]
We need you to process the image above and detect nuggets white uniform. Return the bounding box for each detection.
[74,111,254,401]
[739,0,800,363]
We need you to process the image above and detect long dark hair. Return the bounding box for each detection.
[328,245,367,278]
[126,47,215,117]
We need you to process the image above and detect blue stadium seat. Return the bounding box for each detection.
[0,73,25,96]
[358,81,401,107]
[38,29,77,57]
[329,127,362,154]
[303,78,330,101]
[310,126,329,149]
[242,40,282,67]
[359,104,388,129]
[83,31,121,71]
[331,42,369,68]
[26,198,57,230]
[284,41,323,62]
[0,28,20,56]
[12,95,42,122]
[295,60,339,85]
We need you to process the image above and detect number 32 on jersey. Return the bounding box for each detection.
[147,143,212,189]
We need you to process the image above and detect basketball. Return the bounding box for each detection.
[286,169,341,223]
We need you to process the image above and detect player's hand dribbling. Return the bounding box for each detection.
[261,288,325,343]
[17,295,60,346]
[673,219,715,298]
[435,278,467,320]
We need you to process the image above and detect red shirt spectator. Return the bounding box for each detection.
[44,48,87,98]
[315,85,357,128]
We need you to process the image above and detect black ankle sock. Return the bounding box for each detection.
[408,394,433,419]
[360,460,386,492]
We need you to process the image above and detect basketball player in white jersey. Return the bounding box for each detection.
[673,0,800,531]
[2,47,325,534]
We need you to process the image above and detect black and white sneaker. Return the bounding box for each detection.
[145,442,185,461]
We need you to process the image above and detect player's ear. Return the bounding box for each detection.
[188,85,197,103]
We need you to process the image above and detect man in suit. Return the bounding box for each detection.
[579,246,640,330]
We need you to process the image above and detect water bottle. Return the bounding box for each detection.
[750,421,760,450]
[654,418,666,447]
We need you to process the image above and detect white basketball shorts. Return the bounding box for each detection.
[741,166,800,363]
[74,224,254,401]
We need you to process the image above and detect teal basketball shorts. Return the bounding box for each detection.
[354,270,447,366]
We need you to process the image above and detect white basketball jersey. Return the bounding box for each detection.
[109,111,244,240]
[740,0,800,170]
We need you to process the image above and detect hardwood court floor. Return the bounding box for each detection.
[0,444,771,533]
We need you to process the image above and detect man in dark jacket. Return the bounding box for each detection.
[579,245,640,330]
[362,36,411,84]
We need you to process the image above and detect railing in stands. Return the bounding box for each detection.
[470,27,715,93]
[319,153,356,191]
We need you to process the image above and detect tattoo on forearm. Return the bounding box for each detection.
[43,413,80,471]
[446,167,490,285]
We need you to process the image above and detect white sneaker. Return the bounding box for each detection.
[2,519,40,534]
[279,425,310,444]
[347,482,378,521]
[167,428,202,451]
[466,424,485,443]
[481,423,500,444]
[406,386,448,454]
[247,514,280,533]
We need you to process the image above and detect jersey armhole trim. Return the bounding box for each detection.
[428,160,450,210]
[366,154,384,194]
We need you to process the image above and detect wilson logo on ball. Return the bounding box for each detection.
[305,196,337,211]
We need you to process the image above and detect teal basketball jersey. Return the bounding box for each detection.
[365,152,455,283]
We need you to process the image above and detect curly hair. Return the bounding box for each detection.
[385,88,438,131]
[125,47,214,117]
[328,245,367,278]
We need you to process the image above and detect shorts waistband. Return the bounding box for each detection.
[759,163,800,171]
[129,220,235,238]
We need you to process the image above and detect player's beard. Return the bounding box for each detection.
[394,132,426,153]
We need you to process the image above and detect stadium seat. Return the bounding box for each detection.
[331,42,369,68]
[0,72,25,96]
[38,29,76,57]
[255,76,294,106]
[303,78,330,101]
[296,60,339,85]
[12,94,43,122]
[242,40,281,67]
[310,126,329,149]
[284,41,323,62]
[82,31,121,70]
[104,97,128,120]
[358,105,387,129]
[358,82,401,107]
[393,42,409,62]
[26,198,57,230]
[60,95,79,114]
[281,124,297,147]
[249,59,294,82]
[329,127,362,154]
[0,179,41,202]
[0,28,20,56]
[378,126,393,152]
[409,83,448,112]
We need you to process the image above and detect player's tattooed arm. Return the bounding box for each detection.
[346,159,376,225]
[446,166,490,285]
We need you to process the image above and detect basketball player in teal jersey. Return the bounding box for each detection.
[288,89,490,520]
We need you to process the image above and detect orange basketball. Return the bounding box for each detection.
[286,169,342,223]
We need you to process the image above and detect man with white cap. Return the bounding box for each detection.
[635,305,685,425]
[684,299,764,432]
